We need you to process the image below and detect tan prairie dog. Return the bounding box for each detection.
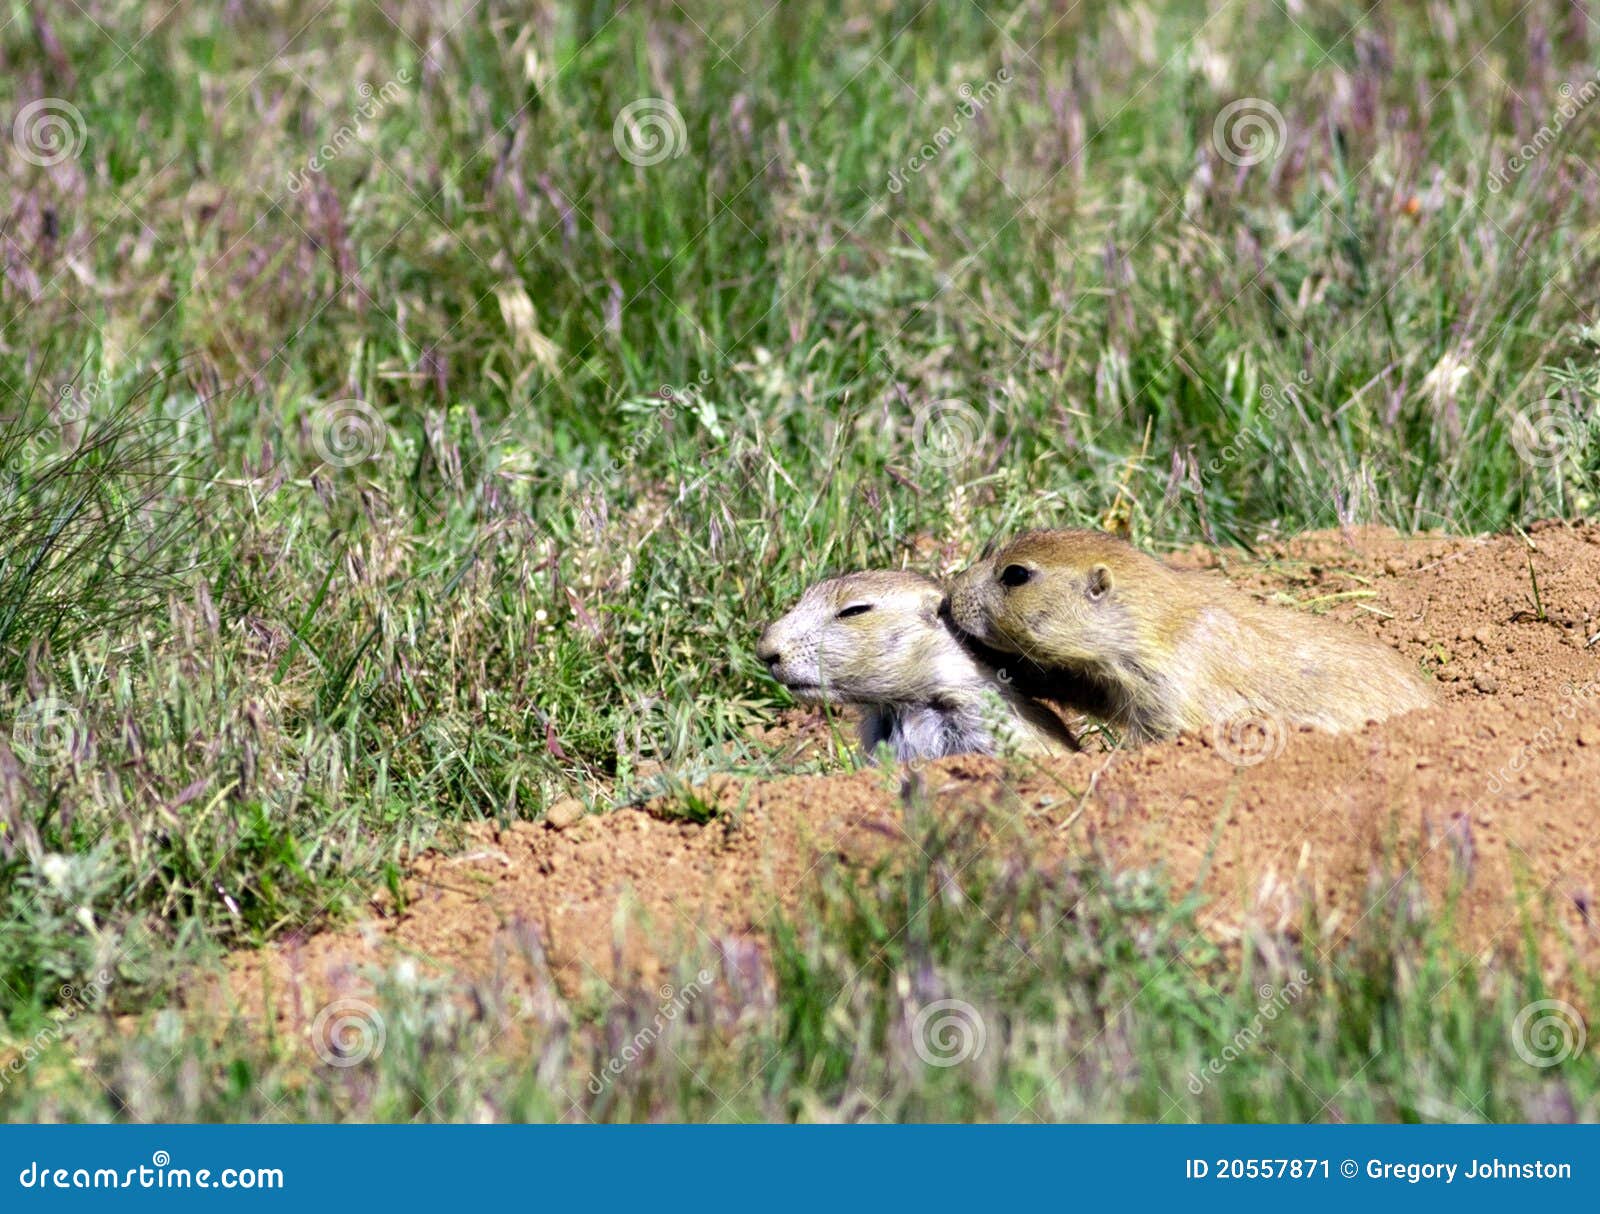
[948,529,1436,744]
[755,570,1078,762]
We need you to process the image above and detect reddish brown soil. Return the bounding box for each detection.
[230,522,1600,1022]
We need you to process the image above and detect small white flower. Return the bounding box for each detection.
[40,853,72,889]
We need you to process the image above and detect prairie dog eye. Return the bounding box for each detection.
[835,603,873,619]
[998,564,1034,588]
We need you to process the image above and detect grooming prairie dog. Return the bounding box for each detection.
[755,570,1078,762]
[948,529,1435,744]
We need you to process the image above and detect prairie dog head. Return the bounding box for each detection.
[948,529,1164,667]
[756,570,981,706]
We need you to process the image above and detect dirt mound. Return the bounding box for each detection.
[228,522,1600,1020]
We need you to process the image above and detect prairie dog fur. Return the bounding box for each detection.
[948,529,1435,743]
[756,570,1078,762]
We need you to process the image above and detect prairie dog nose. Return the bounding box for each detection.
[755,627,780,666]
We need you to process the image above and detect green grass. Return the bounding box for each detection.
[5,809,1596,1122]
[1,0,1597,1121]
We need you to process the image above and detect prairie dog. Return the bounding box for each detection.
[948,529,1435,743]
[756,570,1078,762]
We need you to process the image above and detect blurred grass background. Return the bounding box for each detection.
[0,0,1597,1120]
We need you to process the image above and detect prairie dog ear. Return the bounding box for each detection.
[1086,563,1112,601]
[919,589,943,624]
